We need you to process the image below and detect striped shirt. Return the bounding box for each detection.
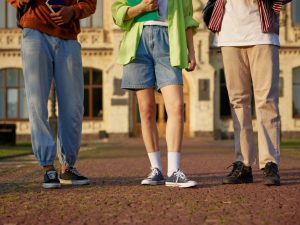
[208,0,292,34]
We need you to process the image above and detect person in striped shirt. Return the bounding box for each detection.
[208,0,292,186]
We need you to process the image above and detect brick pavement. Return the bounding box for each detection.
[0,138,299,225]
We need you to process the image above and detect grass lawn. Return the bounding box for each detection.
[0,142,32,159]
[0,149,32,159]
[281,140,300,148]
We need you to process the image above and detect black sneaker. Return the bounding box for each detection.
[141,168,165,185]
[59,167,90,185]
[223,161,253,184]
[262,162,280,186]
[165,169,198,188]
[43,170,61,189]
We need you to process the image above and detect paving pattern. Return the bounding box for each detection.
[0,139,299,225]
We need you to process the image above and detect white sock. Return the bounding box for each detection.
[147,151,162,171]
[167,152,181,177]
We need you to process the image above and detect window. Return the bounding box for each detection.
[293,1,300,25]
[293,67,300,117]
[80,0,103,28]
[0,68,28,120]
[83,68,103,119]
[0,2,17,28]
[219,69,256,118]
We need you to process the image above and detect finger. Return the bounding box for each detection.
[50,13,63,19]
[51,16,64,22]
[186,62,195,72]
[152,4,158,10]
[54,20,65,25]
[52,18,64,23]
[50,14,63,19]
[50,12,61,17]
[190,62,196,71]
[21,0,30,4]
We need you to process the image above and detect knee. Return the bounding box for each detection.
[167,101,184,119]
[230,95,252,109]
[139,104,156,122]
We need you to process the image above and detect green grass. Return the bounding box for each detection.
[0,142,32,159]
[0,148,33,159]
[281,141,300,148]
[15,142,32,147]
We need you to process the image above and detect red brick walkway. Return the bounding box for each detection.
[0,139,299,225]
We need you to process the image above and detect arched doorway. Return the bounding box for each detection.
[132,76,190,137]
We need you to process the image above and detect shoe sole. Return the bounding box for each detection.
[222,178,253,184]
[165,182,198,188]
[264,180,280,186]
[59,179,90,185]
[141,180,165,185]
[42,183,61,189]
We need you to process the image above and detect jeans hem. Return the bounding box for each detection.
[39,161,56,167]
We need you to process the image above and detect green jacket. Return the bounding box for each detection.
[111,0,199,69]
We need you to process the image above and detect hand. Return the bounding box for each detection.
[50,5,74,26]
[186,52,196,72]
[19,0,31,6]
[139,0,158,12]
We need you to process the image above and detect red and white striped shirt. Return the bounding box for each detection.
[208,0,292,34]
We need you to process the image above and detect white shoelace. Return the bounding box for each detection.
[174,170,188,182]
[147,168,160,178]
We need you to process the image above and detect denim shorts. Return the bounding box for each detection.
[122,26,183,91]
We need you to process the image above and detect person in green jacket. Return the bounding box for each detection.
[112,0,199,188]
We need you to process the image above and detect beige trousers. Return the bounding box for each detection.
[221,45,280,169]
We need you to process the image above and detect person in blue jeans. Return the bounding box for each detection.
[8,0,96,188]
[112,0,199,188]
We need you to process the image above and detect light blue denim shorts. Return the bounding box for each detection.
[122,25,183,91]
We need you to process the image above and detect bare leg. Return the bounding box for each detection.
[160,85,184,152]
[136,88,159,153]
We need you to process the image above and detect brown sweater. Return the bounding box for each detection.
[8,0,96,40]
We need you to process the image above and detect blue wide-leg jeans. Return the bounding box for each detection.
[21,28,84,167]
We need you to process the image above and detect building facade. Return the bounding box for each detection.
[0,0,299,141]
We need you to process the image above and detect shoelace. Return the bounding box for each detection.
[226,163,243,177]
[263,163,278,176]
[174,170,188,182]
[69,167,81,176]
[46,170,57,180]
[147,168,160,178]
